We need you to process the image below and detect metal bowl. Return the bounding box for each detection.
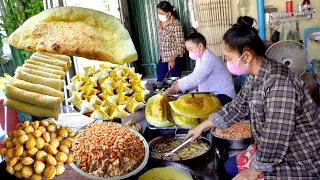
[211,127,253,150]
[163,77,179,85]
[69,121,149,180]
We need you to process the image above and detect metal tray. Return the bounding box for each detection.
[146,92,215,130]
[147,123,191,130]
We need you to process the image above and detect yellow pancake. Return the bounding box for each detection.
[5,6,137,64]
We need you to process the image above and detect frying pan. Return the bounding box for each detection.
[148,134,212,170]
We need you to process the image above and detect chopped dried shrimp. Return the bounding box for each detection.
[214,121,251,139]
[71,122,145,177]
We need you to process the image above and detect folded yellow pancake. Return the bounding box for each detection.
[169,107,199,129]
[35,51,71,68]
[25,59,64,71]
[15,70,64,90]
[145,94,173,127]
[5,84,61,109]
[23,63,65,78]
[169,94,222,118]
[5,6,138,64]
[30,54,68,71]
[138,166,193,180]
[8,78,64,100]
[4,98,59,119]
[18,66,61,79]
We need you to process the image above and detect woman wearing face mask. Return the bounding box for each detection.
[185,16,320,180]
[166,28,235,105]
[156,1,185,82]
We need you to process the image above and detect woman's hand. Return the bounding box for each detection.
[168,59,175,70]
[166,84,181,94]
[184,120,215,142]
[172,80,179,86]
[232,169,262,180]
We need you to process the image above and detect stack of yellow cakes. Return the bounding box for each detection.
[4,52,71,119]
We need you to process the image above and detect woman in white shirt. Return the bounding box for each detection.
[167,28,236,105]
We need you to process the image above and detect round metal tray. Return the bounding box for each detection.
[69,121,149,180]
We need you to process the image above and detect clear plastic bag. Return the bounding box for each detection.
[286,22,300,41]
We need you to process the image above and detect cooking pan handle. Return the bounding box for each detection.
[174,128,191,136]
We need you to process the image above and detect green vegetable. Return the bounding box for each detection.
[0,0,44,68]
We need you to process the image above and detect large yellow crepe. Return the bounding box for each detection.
[30,54,68,71]
[145,94,173,127]
[138,166,193,180]
[5,84,61,109]
[23,63,65,78]
[169,94,222,118]
[4,6,138,64]
[169,107,199,129]
[18,66,61,79]
[8,78,64,99]
[15,70,64,90]
[4,98,59,119]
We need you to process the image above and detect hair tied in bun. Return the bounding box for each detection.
[188,27,198,36]
[172,6,176,11]
[237,16,256,29]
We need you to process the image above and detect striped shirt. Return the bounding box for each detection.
[158,17,185,62]
[210,58,320,179]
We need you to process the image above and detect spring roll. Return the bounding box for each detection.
[5,84,61,109]
[25,59,64,71]
[23,63,65,78]
[4,98,59,119]
[35,52,71,68]
[30,54,68,71]
[8,78,64,99]
[15,70,64,90]
[18,66,61,79]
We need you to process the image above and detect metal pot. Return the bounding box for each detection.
[163,77,179,85]
[148,134,212,168]
[211,128,253,150]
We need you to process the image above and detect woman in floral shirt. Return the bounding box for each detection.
[156,1,185,82]
[185,16,320,180]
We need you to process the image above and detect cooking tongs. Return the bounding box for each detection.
[161,137,193,161]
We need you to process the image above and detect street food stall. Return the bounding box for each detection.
[0,6,255,179]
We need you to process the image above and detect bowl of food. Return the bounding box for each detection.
[211,121,253,150]
[163,77,179,85]
[70,121,149,179]
[149,134,211,162]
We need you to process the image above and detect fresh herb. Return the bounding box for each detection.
[0,0,44,67]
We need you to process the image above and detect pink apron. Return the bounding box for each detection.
[236,143,265,180]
